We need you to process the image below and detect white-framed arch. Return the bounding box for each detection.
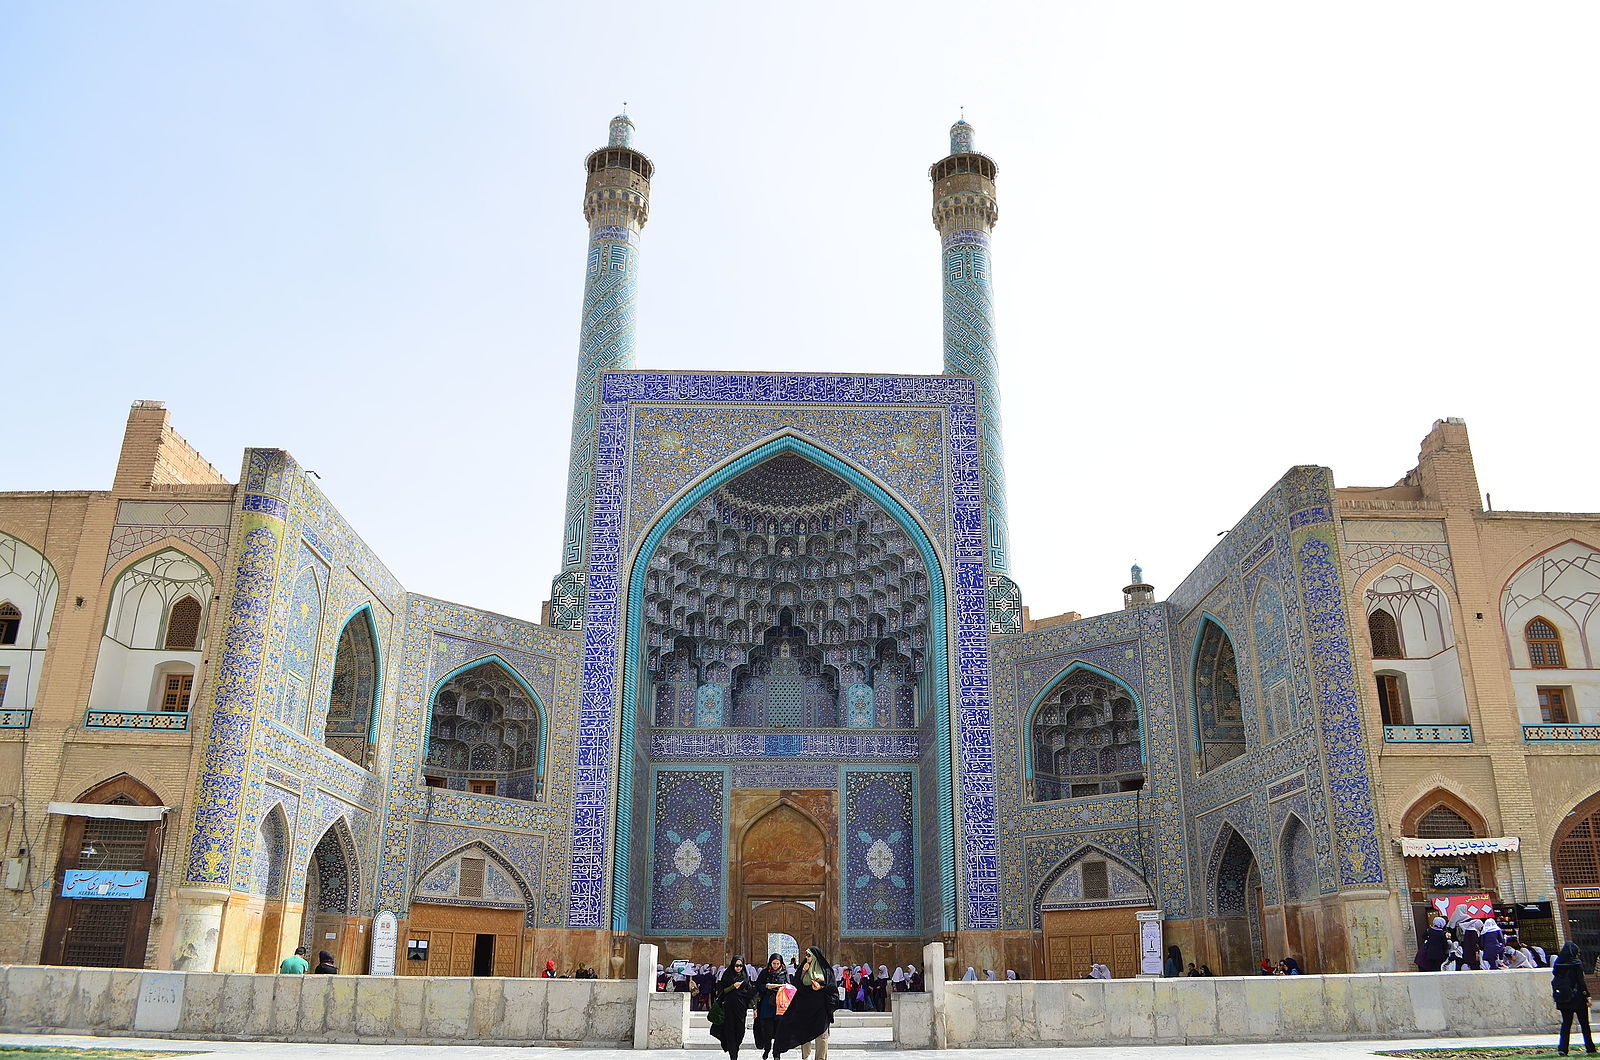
[87,546,216,715]
[1360,560,1467,726]
[0,529,62,715]
[1501,540,1600,725]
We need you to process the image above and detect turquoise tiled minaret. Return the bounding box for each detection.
[931,118,1021,633]
[551,113,654,630]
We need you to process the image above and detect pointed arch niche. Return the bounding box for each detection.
[86,547,214,720]
[640,450,930,731]
[734,797,833,964]
[1363,562,1466,728]
[1192,617,1245,772]
[301,818,363,971]
[1502,541,1600,727]
[1031,844,1153,980]
[0,530,61,716]
[325,607,381,769]
[611,434,956,936]
[424,658,546,802]
[1026,664,1144,802]
[1208,825,1263,974]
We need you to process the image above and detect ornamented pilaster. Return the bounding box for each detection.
[182,452,292,888]
[931,118,1020,633]
[552,113,653,630]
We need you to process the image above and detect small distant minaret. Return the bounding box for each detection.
[932,116,1021,633]
[551,112,654,630]
[1123,563,1155,610]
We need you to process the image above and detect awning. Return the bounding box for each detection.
[48,802,170,822]
[1399,836,1519,857]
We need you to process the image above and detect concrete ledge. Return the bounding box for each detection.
[927,970,1556,1048]
[0,966,639,1047]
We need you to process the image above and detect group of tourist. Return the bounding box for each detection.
[1414,915,1550,972]
[706,948,838,1060]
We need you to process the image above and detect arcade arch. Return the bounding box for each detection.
[1208,825,1263,974]
[1027,666,1144,802]
[87,547,214,717]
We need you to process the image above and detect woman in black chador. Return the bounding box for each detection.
[753,954,788,1060]
[775,946,836,1060]
[710,956,756,1060]
[1552,941,1597,1056]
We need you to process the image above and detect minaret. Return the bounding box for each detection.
[550,112,654,630]
[1123,563,1155,610]
[931,117,1021,633]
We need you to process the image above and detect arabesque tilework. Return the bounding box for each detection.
[576,370,998,932]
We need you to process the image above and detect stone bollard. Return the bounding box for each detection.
[923,940,948,1049]
[634,942,657,1049]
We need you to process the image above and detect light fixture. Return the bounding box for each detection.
[80,844,99,860]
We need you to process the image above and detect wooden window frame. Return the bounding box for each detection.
[1369,609,1403,660]
[1376,671,1412,726]
[1539,686,1571,725]
[469,779,496,796]
[163,596,202,651]
[158,671,194,712]
[1527,617,1568,669]
[0,602,20,646]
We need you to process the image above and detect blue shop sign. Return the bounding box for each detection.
[61,870,149,899]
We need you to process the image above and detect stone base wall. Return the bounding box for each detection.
[0,965,687,1048]
[899,970,1554,1048]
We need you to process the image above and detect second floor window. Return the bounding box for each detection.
[160,672,193,712]
[1369,610,1403,659]
[1527,618,1567,668]
[0,603,20,645]
[1539,687,1570,724]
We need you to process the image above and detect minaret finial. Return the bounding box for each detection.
[949,112,974,155]
[609,109,635,147]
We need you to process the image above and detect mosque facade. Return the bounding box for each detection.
[2,115,1598,980]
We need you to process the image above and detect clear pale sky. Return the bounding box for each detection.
[2,2,1595,622]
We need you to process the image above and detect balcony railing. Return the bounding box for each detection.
[84,709,189,731]
[1383,724,1473,743]
[0,709,31,729]
[1524,724,1600,742]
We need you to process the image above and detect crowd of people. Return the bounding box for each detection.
[700,947,844,1060]
[1414,914,1551,972]
[663,958,924,1013]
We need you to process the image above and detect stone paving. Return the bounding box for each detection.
[0,1030,1569,1058]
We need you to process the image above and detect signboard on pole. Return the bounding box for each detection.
[370,911,398,975]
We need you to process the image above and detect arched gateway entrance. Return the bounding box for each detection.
[620,437,949,955]
[738,800,833,961]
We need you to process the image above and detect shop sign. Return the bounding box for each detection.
[61,870,148,899]
[1429,865,1471,889]
[1565,887,1600,902]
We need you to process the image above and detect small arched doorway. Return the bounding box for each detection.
[737,801,831,962]
[302,820,361,972]
[1210,825,1264,974]
[41,775,165,968]
[1554,792,1600,956]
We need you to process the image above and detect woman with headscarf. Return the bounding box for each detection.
[874,965,890,1011]
[891,967,907,993]
[1163,946,1183,978]
[1460,919,1483,971]
[1552,940,1596,1055]
[775,946,836,1060]
[1480,918,1507,968]
[1416,916,1449,972]
[753,954,788,1060]
[1006,970,1017,981]
[1282,957,1301,975]
[710,957,756,1060]
[907,964,924,991]
[314,950,337,974]
[961,967,978,981]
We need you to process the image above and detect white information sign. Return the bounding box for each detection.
[370,910,398,976]
[1136,909,1164,977]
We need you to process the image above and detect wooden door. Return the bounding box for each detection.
[1042,907,1141,979]
[749,900,817,960]
[405,903,522,976]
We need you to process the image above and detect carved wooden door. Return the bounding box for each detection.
[749,900,817,961]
